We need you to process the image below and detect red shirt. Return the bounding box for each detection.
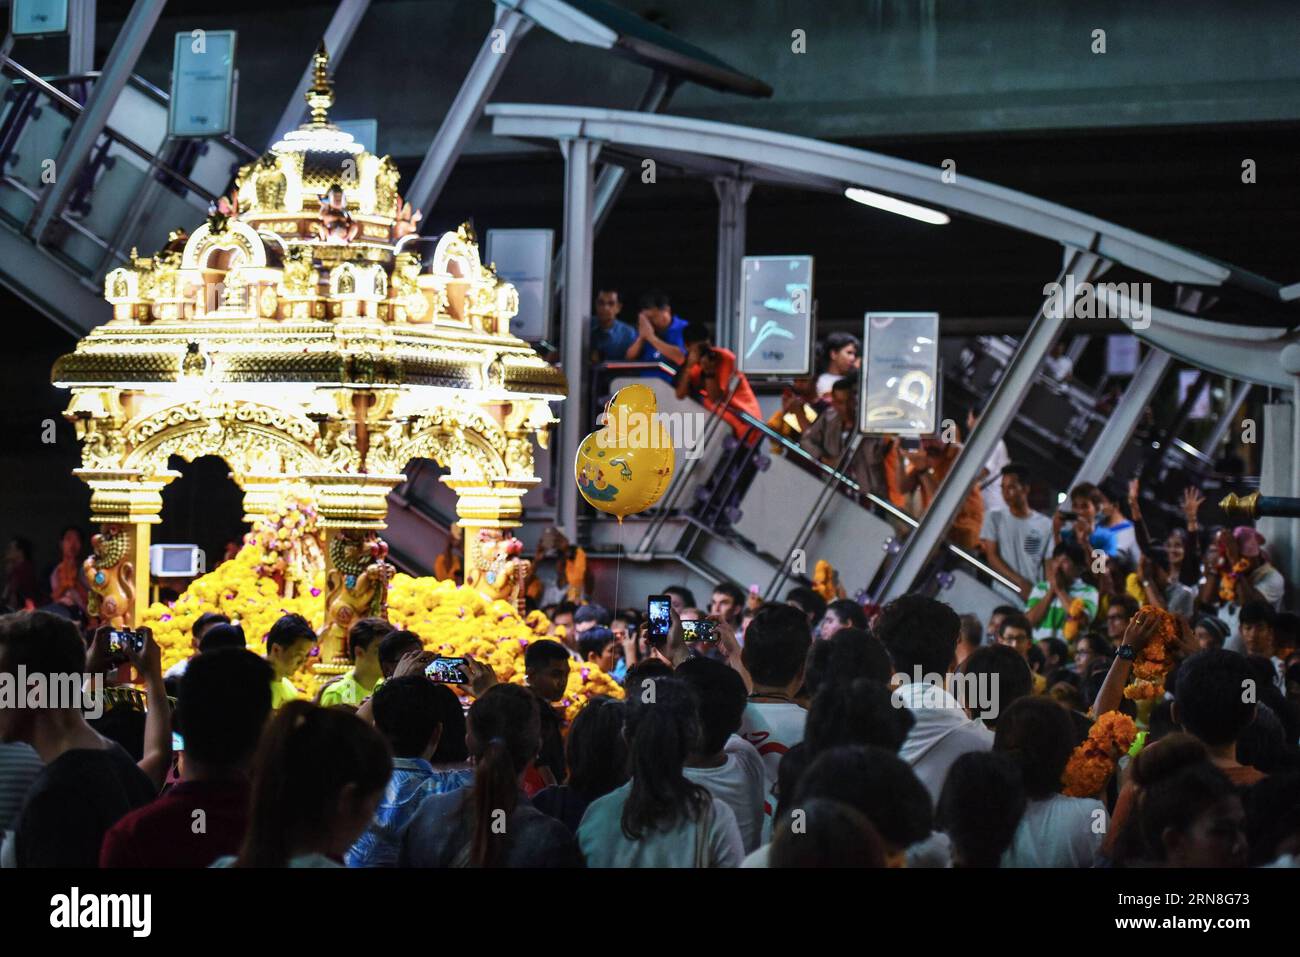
[687,348,762,439]
[99,778,250,868]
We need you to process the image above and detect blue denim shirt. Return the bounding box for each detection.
[345,758,473,867]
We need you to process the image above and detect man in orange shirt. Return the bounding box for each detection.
[901,434,985,551]
[676,322,762,440]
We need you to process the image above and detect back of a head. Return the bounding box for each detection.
[1173,649,1256,747]
[428,682,469,763]
[574,604,611,628]
[1120,733,1235,865]
[266,612,315,651]
[937,750,1027,867]
[347,617,394,659]
[958,613,983,649]
[565,696,628,802]
[682,321,711,347]
[769,798,886,868]
[1244,771,1300,866]
[466,684,542,866]
[793,745,932,852]
[622,657,672,695]
[960,644,1033,724]
[805,678,914,757]
[199,622,247,654]
[741,602,813,688]
[992,697,1076,799]
[0,609,86,677]
[804,627,892,697]
[179,649,272,768]
[675,655,748,755]
[377,630,423,675]
[786,586,827,624]
[371,675,442,758]
[875,594,961,679]
[620,676,709,840]
[827,598,868,632]
[238,702,391,867]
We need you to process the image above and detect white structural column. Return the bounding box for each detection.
[267,0,372,147]
[557,137,601,541]
[876,246,1103,601]
[1068,346,1172,488]
[403,6,533,215]
[713,177,752,353]
[69,0,97,74]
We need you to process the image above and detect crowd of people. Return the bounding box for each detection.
[2,549,1298,868]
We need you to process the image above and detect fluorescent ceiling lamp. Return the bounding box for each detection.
[844,187,950,225]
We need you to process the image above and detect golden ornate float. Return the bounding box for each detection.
[52,46,566,661]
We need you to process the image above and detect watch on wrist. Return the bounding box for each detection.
[1116,644,1137,661]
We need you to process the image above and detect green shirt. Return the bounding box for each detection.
[271,676,300,710]
[1026,579,1098,641]
[319,668,381,708]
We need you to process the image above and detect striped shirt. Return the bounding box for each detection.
[0,743,43,833]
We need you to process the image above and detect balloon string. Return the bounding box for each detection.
[613,520,623,613]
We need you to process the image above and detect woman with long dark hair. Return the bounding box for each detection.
[400,683,580,867]
[216,701,391,867]
[577,677,744,867]
[533,696,628,833]
[815,332,861,398]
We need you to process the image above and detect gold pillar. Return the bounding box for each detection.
[76,469,178,626]
[238,472,298,525]
[444,477,532,596]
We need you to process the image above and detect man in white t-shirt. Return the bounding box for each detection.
[677,657,768,854]
[968,407,1010,514]
[979,463,1052,602]
[735,604,812,825]
[876,595,993,803]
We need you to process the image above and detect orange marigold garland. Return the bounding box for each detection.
[1123,604,1180,700]
[1062,597,1088,641]
[1062,711,1138,798]
[1219,558,1251,603]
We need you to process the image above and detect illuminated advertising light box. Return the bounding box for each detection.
[486,228,554,342]
[737,255,814,377]
[169,30,237,138]
[860,312,940,435]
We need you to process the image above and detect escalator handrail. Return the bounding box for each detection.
[1,55,224,204]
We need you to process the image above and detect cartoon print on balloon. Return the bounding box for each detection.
[574,384,675,521]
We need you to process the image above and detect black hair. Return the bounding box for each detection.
[564,697,628,801]
[1000,462,1032,486]
[663,585,697,609]
[620,676,710,840]
[1244,772,1300,866]
[682,321,711,346]
[1144,546,1171,576]
[1052,541,1087,567]
[711,581,746,609]
[960,645,1033,726]
[786,586,827,623]
[178,649,272,766]
[377,629,424,675]
[198,622,246,654]
[993,697,1076,799]
[741,602,813,687]
[428,682,470,763]
[676,656,750,756]
[998,613,1032,639]
[0,609,86,675]
[1076,631,1113,659]
[193,611,231,640]
[622,657,673,694]
[1147,698,1177,744]
[1173,650,1257,747]
[577,626,617,661]
[265,612,315,651]
[1272,612,1299,648]
[936,750,1026,868]
[773,743,811,824]
[1069,482,1104,507]
[466,684,541,867]
[371,675,443,758]
[991,604,1020,620]
[769,798,886,868]
[1239,599,1277,629]
[235,702,391,867]
[875,594,961,678]
[818,332,861,373]
[637,289,671,312]
[805,678,914,756]
[347,617,394,660]
[792,745,933,851]
[1110,594,1140,620]
[1114,733,1237,866]
[958,614,983,649]
[1025,643,1046,674]
[831,376,857,393]
[573,604,611,626]
[1039,636,1069,669]
[1237,702,1287,775]
[825,598,868,631]
[804,626,893,696]
[525,638,571,671]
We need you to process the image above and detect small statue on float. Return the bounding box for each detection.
[466,528,531,615]
[318,530,395,663]
[85,526,133,628]
[392,195,423,241]
[316,183,359,244]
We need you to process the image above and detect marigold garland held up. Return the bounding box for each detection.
[1123,604,1180,701]
[1061,711,1138,798]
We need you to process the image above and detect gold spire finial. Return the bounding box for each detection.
[305,42,334,126]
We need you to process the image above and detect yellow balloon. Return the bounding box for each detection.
[575,386,675,520]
